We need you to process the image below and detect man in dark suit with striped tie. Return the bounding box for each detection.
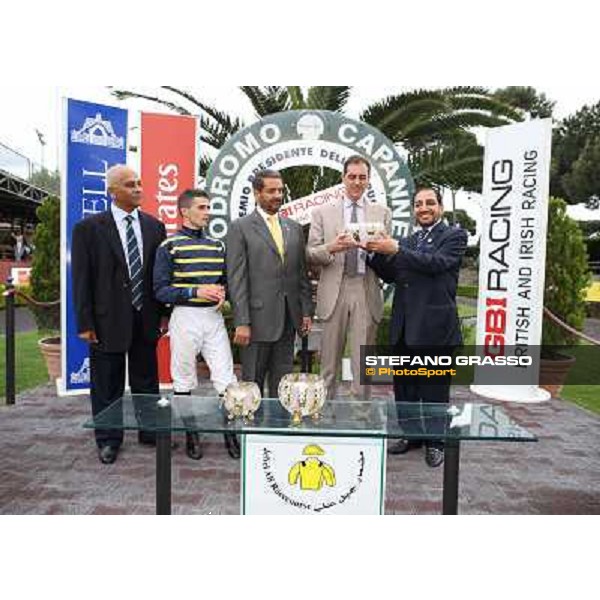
[366,187,467,468]
[72,165,166,464]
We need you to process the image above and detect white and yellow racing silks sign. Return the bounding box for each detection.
[242,435,386,515]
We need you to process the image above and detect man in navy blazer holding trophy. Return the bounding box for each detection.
[366,187,467,468]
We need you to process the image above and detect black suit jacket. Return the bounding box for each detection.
[369,223,467,347]
[72,210,166,353]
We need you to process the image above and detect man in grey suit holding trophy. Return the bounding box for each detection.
[226,169,314,398]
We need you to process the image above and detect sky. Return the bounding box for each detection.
[1,85,600,228]
[3,85,600,172]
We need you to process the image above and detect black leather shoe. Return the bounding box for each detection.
[185,432,203,461]
[425,447,444,468]
[98,446,118,465]
[224,433,241,460]
[388,439,422,455]
[388,439,410,455]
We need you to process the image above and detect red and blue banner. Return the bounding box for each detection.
[61,99,128,394]
[140,112,198,235]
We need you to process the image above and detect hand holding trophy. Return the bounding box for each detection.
[356,221,386,250]
[363,225,399,255]
[364,221,386,242]
[328,228,358,254]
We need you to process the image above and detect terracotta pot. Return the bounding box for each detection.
[539,353,576,398]
[38,336,61,381]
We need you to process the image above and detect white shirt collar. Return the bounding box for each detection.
[112,203,140,222]
[344,194,366,210]
[256,204,279,223]
[418,219,442,234]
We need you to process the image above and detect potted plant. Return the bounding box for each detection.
[30,196,61,380]
[540,197,591,397]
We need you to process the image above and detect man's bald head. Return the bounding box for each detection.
[107,165,136,189]
[107,165,143,212]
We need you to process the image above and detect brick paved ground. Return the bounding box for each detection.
[0,382,598,515]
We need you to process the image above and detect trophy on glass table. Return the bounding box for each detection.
[222,382,262,422]
[278,373,326,426]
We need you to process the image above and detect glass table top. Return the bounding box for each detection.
[84,395,537,443]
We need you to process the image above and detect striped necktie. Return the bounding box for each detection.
[415,229,429,251]
[125,215,143,311]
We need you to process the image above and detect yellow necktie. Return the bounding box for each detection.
[268,215,285,260]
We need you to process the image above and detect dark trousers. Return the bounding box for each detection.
[241,305,295,398]
[393,337,454,450]
[90,309,159,448]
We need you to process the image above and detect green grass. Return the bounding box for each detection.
[458,303,476,319]
[555,345,600,414]
[457,284,479,299]
[561,386,600,414]
[0,330,57,399]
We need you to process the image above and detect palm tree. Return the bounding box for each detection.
[110,85,520,197]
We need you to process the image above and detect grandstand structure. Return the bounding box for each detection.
[0,141,50,262]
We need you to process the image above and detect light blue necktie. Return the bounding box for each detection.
[344,202,359,276]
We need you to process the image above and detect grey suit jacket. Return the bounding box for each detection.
[307,198,392,323]
[226,211,314,343]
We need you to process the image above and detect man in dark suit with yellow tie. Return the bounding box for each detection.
[226,170,314,397]
[366,187,467,468]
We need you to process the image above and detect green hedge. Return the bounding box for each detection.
[0,284,32,311]
[543,198,591,347]
[30,196,61,330]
